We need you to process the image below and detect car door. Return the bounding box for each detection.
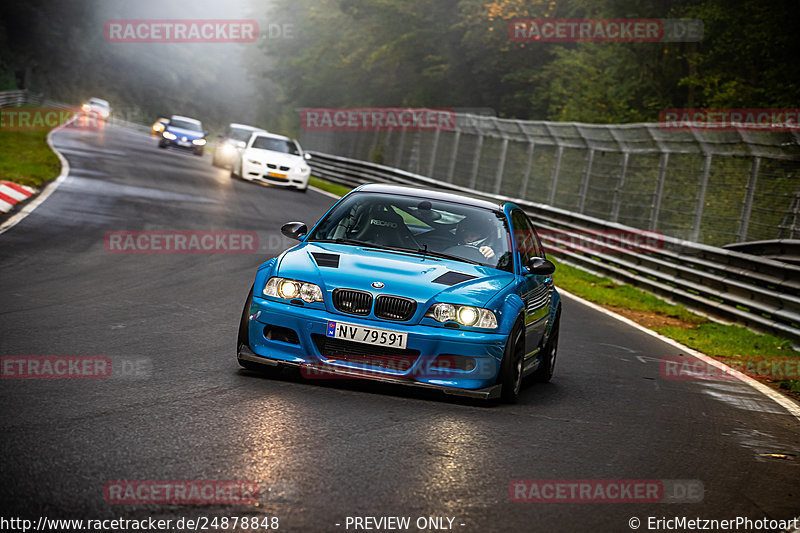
[511,210,553,359]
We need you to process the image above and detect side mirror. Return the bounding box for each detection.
[281,221,308,241]
[527,257,555,275]
[304,153,312,160]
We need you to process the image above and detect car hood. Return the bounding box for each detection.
[244,148,304,167]
[276,242,514,308]
[167,126,204,139]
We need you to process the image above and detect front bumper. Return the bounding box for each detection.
[241,295,506,399]
[242,163,309,188]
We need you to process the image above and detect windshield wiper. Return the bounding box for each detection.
[412,248,482,265]
[311,238,395,250]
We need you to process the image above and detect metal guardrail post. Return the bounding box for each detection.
[737,156,761,242]
[649,152,669,231]
[468,134,484,190]
[493,137,509,195]
[427,129,440,177]
[547,145,564,205]
[447,131,461,183]
[577,149,595,214]
[610,151,629,223]
[690,154,713,242]
[394,129,406,168]
[518,140,536,200]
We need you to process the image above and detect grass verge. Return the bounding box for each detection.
[309,175,351,197]
[551,257,799,399]
[0,128,61,188]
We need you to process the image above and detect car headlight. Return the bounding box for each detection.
[162,131,177,140]
[247,159,262,165]
[192,138,206,146]
[264,277,323,303]
[221,143,236,154]
[153,123,165,132]
[426,303,497,328]
[81,104,91,112]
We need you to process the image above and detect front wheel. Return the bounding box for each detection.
[498,320,525,403]
[237,286,278,375]
[533,310,560,383]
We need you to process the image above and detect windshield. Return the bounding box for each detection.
[308,192,512,271]
[169,119,202,132]
[229,127,259,142]
[251,136,300,155]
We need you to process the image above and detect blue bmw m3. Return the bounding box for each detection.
[237,184,561,403]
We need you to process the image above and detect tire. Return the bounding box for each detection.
[236,285,276,374]
[296,185,308,193]
[231,160,240,179]
[533,309,560,383]
[158,140,167,149]
[498,319,525,404]
[212,155,219,167]
[194,148,204,156]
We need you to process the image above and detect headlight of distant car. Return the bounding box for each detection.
[162,131,177,140]
[247,159,263,165]
[81,104,91,113]
[192,138,206,146]
[153,123,165,133]
[425,304,498,328]
[263,277,323,303]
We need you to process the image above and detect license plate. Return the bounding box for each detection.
[326,321,407,349]
[268,172,287,179]
[178,141,191,147]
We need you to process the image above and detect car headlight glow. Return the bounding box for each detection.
[426,303,497,328]
[264,277,323,303]
[192,138,206,146]
[153,123,165,132]
[221,143,236,154]
[81,104,91,112]
[163,131,177,140]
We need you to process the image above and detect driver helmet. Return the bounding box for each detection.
[456,216,487,247]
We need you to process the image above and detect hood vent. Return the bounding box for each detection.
[312,252,340,268]
[432,272,478,286]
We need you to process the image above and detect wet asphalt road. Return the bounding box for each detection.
[0,124,798,532]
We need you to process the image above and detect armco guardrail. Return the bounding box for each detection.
[0,89,151,134]
[307,151,800,344]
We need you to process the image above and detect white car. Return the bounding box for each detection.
[232,132,312,192]
[212,123,267,168]
[81,97,111,121]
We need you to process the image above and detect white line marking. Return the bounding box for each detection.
[558,287,800,421]
[0,123,71,236]
[308,184,342,199]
